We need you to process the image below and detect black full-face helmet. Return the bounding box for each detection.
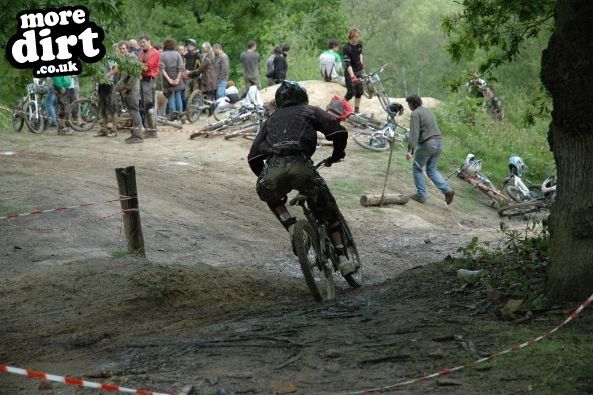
[186,38,197,47]
[275,80,309,108]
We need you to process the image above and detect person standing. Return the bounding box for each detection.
[192,42,218,100]
[128,39,141,57]
[320,39,342,83]
[213,43,230,99]
[160,38,186,115]
[183,38,201,98]
[239,40,261,91]
[343,28,364,113]
[138,35,160,138]
[52,75,75,135]
[115,41,143,144]
[405,94,454,205]
[265,47,281,87]
[272,43,290,84]
[94,54,118,137]
[43,77,57,127]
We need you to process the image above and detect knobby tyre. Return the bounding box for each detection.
[352,130,390,152]
[498,201,545,217]
[340,213,363,287]
[68,99,98,131]
[503,185,527,203]
[23,100,44,133]
[12,105,24,132]
[186,90,205,123]
[293,220,335,302]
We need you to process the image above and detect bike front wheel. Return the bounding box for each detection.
[352,131,391,152]
[186,90,205,123]
[340,214,363,287]
[293,220,335,302]
[498,201,545,217]
[23,101,44,133]
[503,185,528,203]
[12,105,24,132]
[68,99,98,131]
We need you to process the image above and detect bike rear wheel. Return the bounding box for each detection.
[68,99,98,131]
[498,201,545,217]
[352,131,390,152]
[186,90,206,123]
[340,214,363,287]
[293,220,335,302]
[23,100,44,133]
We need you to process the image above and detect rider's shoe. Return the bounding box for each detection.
[445,190,455,205]
[338,255,356,276]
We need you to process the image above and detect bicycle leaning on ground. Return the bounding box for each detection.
[449,154,513,207]
[498,174,556,217]
[289,158,363,302]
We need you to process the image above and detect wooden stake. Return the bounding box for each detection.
[115,166,145,256]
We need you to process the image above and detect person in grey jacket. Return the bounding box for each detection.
[213,43,230,99]
[405,94,454,205]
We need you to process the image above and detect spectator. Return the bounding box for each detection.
[138,35,160,138]
[266,46,281,87]
[94,53,118,137]
[160,38,186,115]
[225,80,240,103]
[239,40,261,91]
[114,40,143,144]
[52,75,75,135]
[343,28,364,113]
[272,43,290,84]
[43,77,57,127]
[177,45,185,56]
[483,85,504,120]
[320,39,343,83]
[183,38,201,99]
[404,94,454,205]
[193,42,218,99]
[128,39,141,57]
[213,43,230,99]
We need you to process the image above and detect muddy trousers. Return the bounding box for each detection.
[122,89,143,138]
[256,155,341,230]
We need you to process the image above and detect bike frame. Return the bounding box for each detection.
[361,64,390,110]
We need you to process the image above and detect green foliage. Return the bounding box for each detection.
[454,218,551,309]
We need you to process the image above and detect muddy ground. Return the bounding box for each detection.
[0,87,584,394]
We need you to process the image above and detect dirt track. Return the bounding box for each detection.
[0,85,535,394]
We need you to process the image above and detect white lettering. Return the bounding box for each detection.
[47,65,56,73]
[44,11,59,27]
[78,28,100,57]
[67,60,78,72]
[39,66,47,73]
[58,10,73,25]
[11,30,38,63]
[19,13,43,29]
[39,29,55,61]
[72,9,85,24]
[55,35,78,60]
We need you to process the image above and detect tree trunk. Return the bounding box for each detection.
[541,0,593,302]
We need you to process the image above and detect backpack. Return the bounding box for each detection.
[326,96,352,121]
[266,55,275,78]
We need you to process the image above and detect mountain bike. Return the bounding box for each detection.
[346,64,390,131]
[16,79,49,133]
[449,154,512,207]
[189,104,260,139]
[498,175,556,217]
[224,105,272,140]
[351,103,409,152]
[289,158,363,301]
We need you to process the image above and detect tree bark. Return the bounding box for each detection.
[541,0,593,302]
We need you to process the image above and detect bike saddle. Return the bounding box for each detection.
[289,194,307,206]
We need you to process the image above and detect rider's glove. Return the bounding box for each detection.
[351,76,361,85]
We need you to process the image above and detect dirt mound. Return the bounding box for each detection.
[260,80,440,122]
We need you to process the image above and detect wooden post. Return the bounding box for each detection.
[115,166,145,256]
[360,193,409,207]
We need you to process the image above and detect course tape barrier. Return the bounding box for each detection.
[0,364,171,394]
[341,292,593,394]
[0,196,137,221]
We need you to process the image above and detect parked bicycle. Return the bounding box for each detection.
[500,156,539,203]
[224,105,273,140]
[449,154,513,207]
[351,102,409,151]
[189,103,263,139]
[12,78,49,133]
[498,174,556,217]
[289,158,363,301]
[68,88,181,131]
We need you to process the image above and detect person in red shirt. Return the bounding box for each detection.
[138,35,160,138]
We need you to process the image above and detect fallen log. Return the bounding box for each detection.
[360,193,409,207]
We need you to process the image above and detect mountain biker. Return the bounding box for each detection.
[343,28,364,113]
[247,80,356,277]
